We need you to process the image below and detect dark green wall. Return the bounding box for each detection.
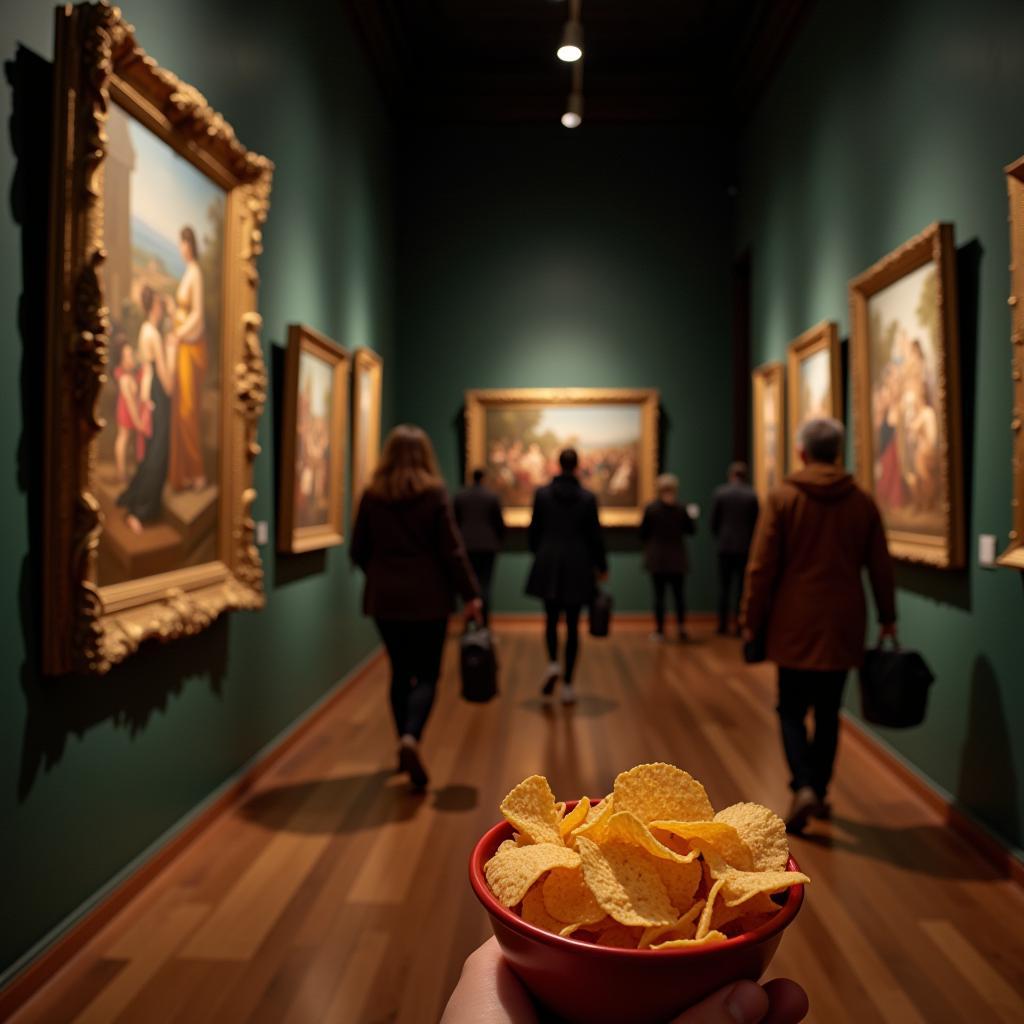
[396,123,734,614]
[1,0,396,980]
[737,0,1024,851]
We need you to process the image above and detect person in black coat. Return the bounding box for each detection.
[351,425,482,790]
[710,461,760,635]
[453,468,505,626]
[525,448,607,704]
[640,473,697,642]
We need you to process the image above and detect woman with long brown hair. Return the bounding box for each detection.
[351,425,482,790]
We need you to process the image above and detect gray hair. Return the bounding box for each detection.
[656,473,679,494]
[798,417,845,464]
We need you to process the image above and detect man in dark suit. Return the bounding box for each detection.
[525,449,607,705]
[454,468,505,625]
[640,473,697,642]
[710,461,760,635]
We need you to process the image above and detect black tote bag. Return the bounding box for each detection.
[460,623,498,703]
[859,641,935,728]
[589,588,613,638]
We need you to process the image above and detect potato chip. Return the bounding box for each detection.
[554,801,566,819]
[572,795,615,843]
[594,923,645,948]
[543,866,605,925]
[500,775,564,846]
[495,839,518,856]
[559,797,591,837]
[603,812,699,864]
[613,763,715,825]
[649,820,754,871]
[710,891,779,933]
[653,857,702,911]
[639,899,704,949]
[708,860,809,907]
[713,803,789,872]
[650,929,728,950]
[521,881,569,934]
[484,842,580,908]
[696,878,724,939]
[576,837,677,927]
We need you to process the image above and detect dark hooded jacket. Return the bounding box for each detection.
[525,474,607,605]
[740,463,896,671]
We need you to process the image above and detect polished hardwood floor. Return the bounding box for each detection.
[13,626,1024,1023]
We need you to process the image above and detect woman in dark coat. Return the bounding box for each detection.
[351,425,482,790]
[525,448,607,704]
[640,473,697,641]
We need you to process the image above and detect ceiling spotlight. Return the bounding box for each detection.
[557,20,583,62]
[561,92,583,129]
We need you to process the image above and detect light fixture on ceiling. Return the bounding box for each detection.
[561,60,583,128]
[557,0,583,62]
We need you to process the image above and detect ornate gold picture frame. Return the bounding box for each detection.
[751,363,785,502]
[352,347,383,500]
[786,320,841,470]
[1000,157,1024,569]
[850,223,964,568]
[43,2,273,675]
[277,326,349,554]
[464,388,659,527]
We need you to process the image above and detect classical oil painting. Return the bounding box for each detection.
[464,388,659,526]
[752,363,785,501]
[850,223,964,568]
[352,348,383,499]
[787,321,841,469]
[43,3,273,674]
[278,326,348,553]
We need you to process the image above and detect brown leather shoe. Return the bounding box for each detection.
[785,786,819,834]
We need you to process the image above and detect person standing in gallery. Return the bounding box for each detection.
[640,473,696,642]
[454,468,506,626]
[740,418,896,833]
[351,425,482,792]
[525,448,608,705]
[710,461,759,635]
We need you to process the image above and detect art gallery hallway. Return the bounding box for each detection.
[11,627,1024,1024]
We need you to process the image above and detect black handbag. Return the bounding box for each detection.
[589,588,613,637]
[460,622,498,703]
[742,630,767,664]
[859,639,934,728]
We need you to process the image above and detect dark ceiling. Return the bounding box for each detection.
[345,0,813,124]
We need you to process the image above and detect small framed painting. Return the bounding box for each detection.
[850,222,964,568]
[352,348,384,499]
[277,325,350,553]
[751,363,785,502]
[787,321,842,469]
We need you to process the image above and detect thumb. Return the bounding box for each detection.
[669,981,769,1024]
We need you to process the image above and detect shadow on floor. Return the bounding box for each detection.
[239,769,478,833]
[518,694,619,718]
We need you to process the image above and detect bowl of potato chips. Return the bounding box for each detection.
[470,763,808,1024]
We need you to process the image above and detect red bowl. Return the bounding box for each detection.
[469,801,804,1024]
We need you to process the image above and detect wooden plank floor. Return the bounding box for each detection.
[12,627,1024,1023]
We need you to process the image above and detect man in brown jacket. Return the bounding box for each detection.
[741,418,897,833]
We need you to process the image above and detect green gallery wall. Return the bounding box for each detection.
[1,0,397,981]
[736,0,1024,853]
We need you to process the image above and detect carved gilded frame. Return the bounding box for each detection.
[277,326,349,554]
[751,362,785,502]
[464,387,659,527]
[849,223,964,569]
[351,347,383,500]
[1000,157,1024,569]
[786,320,842,470]
[43,2,273,674]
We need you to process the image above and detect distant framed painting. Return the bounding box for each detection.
[464,388,659,526]
[787,321,841,469]
[43,3,273,674]
[1000,157,1024,569]
[352,348,383,499]
[850,222,964,568]
[278,326,349,553]
[751,363,785,501]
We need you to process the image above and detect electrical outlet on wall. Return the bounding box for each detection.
[978,533,996,568]
[256,520,269,546]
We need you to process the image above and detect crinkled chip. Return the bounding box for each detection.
[649,820,754,871]
[495,839,518,856]
[500,775,564,846]
[484,843,580,908]
[573,796,615,843]
[594,923,644,948]
[576,837,677,927]
[696,878,725,939]
[603,812,699,864]
[560,797,591,837]
[711,863,809,907]
[653,857,702,911]
[613,763,715,824]
[639,899,704,949]
[713,803,789,872]
[710,891,778,932]
[651,929,728,950]
[521,881,568,934]
[543,866,605,925]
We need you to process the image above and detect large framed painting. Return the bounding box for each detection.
[787,321,841,469]
[850,223,964,568]
[352,347,383,499]
[751,363,785,502]
[277,326,349,553]
[43,3,273,674]
[464,388,659,527]
[1000,157,1024,569]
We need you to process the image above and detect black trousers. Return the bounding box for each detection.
[543,600,582,683]
[468,550,496,625]
[777,667,847,799]
[651,572,685,633]
[375,619,448,741]
[717,551,748,630]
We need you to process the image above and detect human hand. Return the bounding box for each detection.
[442,938,808,1023]
[741,628,754,643]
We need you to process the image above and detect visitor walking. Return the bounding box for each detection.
[710,461,759,634]
[640,473,696,641]
[454,467,506,626]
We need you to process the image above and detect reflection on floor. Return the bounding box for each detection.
[13,629,1024,1023]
